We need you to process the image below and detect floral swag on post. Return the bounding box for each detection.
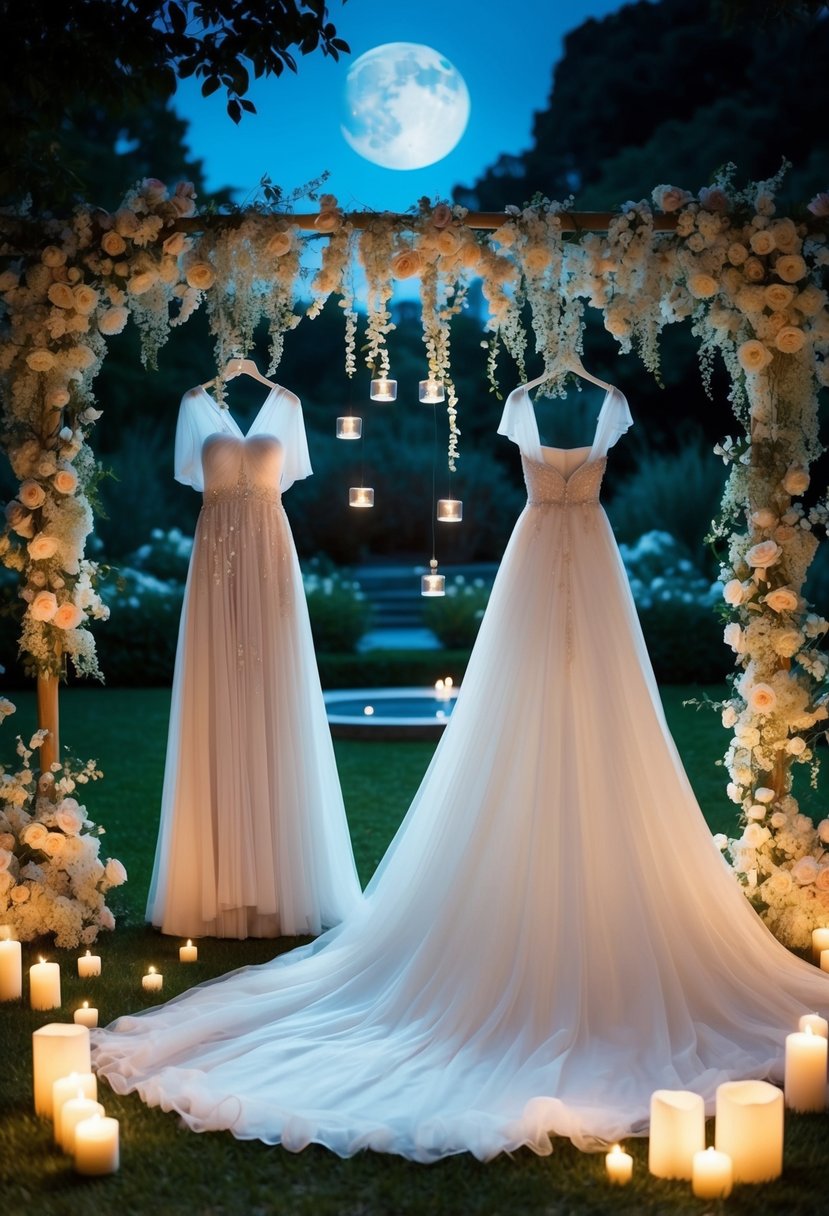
[0,167,828,949]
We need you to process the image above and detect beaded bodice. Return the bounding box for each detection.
[522,453,607,506]
[202,433,284,505]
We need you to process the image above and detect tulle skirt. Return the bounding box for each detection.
[146,494,361,938]
[102,501,829,1159]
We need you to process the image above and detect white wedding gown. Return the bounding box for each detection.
[145,385,361,938]
[97,381,829,1160]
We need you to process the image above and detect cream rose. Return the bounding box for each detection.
[128,270,157,295]
[185,262,215,291]
[53,466,78,495]
[435,227,462,257]
[652,185,692,212]
[101,230,127,256]
[774,326,806,354]
[10,884,28,904]
[816,867,829,892]
[817,819,829,844]
[737,340,772,373]
[792,856,819,885]
[4,500,33,537]
[749,229,776,256]
[162,231,189,257]
[55,799,84,834]
[73,284,99,315]
[27,534,59,561]
[524,245,552,274]
[786,736,807,756]
[47,281,76,310]
[746,539,782,569]
[746,804,766,820]
[782,465,810,495]
[723,622,745,652]
[98,306,129,336]
[722,579,744,606]
[41,832,65,858]
[764,586,799,613]
[773,628,803,658]
[743,823,771,848]
[775,254,807,284]
[748,683,777,714]
[763,283,794,310]
[314,209,341,234]
[390,248,424,280]
[751,508,777,529]
[743,257,765,282]
[755,787,776,803]
[721,705,739,728]
[26,349,56,373]
[29,590,58,621]
[265,231,293,257]
[727,242,748,266]
[18,479,46,509]
[687,273,718,299]
[41,245,66,267]
[65,344,96,370]
[53,602,84,630]
[766,870,793,897]
[22,821,49,849]
[104,858,128,886]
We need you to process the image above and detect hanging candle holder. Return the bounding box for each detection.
[421,558,445,597]
[349,486,374,508]
[336,416,362,439]
[370,376,397,402]
[437,498,463,523]
[419,378,445,404]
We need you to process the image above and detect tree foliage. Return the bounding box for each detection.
[0,0,349,207]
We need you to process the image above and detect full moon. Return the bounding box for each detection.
[341,43,470,171]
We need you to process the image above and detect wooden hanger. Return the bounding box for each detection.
[201,357,279,391]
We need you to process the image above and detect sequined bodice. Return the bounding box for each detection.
[522,453,607,506]
[203,434,284,504]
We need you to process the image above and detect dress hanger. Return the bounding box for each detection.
[201,357,280,392]
[522,354,614,396]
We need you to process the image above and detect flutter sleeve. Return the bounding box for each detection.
[497,384,544,461]
[173,388,211,491]
[251,386,313,493]
[592,388,633,459]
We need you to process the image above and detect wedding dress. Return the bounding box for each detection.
[96,380,829,1160]
[145,384,361,938]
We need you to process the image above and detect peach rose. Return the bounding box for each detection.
[41,832,65,858]
[775,254,807,284]
[746,538,782,568]
[765,587,799,613]
[55,798,85,834]
[435,227,462,256]
[724,622,745,652]
[769,218,798,252]
[652,185,692,212]
[698,186,729,212]
[782,465,810,495]
[41,245,67,268]
[185,262,215,291]
[266,231,293,257]
[688,273,718,298]
[749,229,776,256]
[128,270,157,295]
[23,822,49,849]
[162,231,189,257]
[4,500,33,537]
[98,307,129,336]
[751,507,777,529]
[775,326,806,354]
[390,248,424,280]
[18,480,45,510]
[47,282,75,310]
[114,208,140,237]
[314,209,341,234]
[764,283,794,310]
[73,285,99,314]
[786,736,807,756]
[53,467,78,495]
[431,202,453,228]
[53,602,84,630]
[29,590,58,621]
[722,579,745,606]
[524,245,552,274]
[737,340,773,373]
[26,349,56,373]
[101,231,127,256]
[27,534,59,561]
[727,243,748,266]
[743,257,765,282]
[748,683,777,714]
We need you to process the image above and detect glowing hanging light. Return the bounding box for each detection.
[421,558,445,597]
[419,378,445,404]
[336,416,362,439]
[349,486,374,508]
[370,377,397,402]
[437,498,463,522]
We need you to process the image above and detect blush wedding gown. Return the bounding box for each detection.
[96,380,829,1160]
[145,384,361,939]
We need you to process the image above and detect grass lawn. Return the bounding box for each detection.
[1,683,828,1215]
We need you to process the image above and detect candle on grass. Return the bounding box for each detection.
[73,1000,98,1028]
[53,1071,97,1142]
[32,1023,91,1117]
[648,1089,705,1180]
[142,965,163,992]
[811,926,829,964]
[785,1026,828,1112]
[0,937,22,1001]
[715,1080,784,1182]
[77,949,101,978]
[799,1012,829,1039]
[821,949,829,975]
[179,939,198,963]
[692,1147,733,1199]
[29,957,61,1010]
[605,1143,633,1185]
[74,1114,119,1176]
[61,1093,105,1154]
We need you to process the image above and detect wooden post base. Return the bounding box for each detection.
[36,672,59,773]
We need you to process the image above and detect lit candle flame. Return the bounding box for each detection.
[82,1001,89,1009]
[187,940,192,948]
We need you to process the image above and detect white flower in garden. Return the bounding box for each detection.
[786,736,807,756]
[766,870,793,897]
[18,479,46,510]
[746,539,782,569]
[722,705,739,728]
[688,273,718,298]
[791,856,819,885]
[750,230,776,256]
[746,804,767,820]
[29,591,58,622]
[712,833,728,851]
[737,340,773,373]
[55,800,85,834]
[775,326,806,354]
[775,253,807,283]
[743,823,771,848]
[772,627,803,658]
[53,603,84,630]
[98,307,129,336]
[27,534,59,561]
[104,858,127,886]
[724,622,745,652]
[782,465,810,495]
[764,587,799,613]
[755,787,776,803]
[722,579,745,605]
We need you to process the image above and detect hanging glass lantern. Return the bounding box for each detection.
[437,498,463,522]
[370,377,397,402]
[418,378,445,404]
[349,486,374,508]
[336,416,362,439]
[421,558,445,597]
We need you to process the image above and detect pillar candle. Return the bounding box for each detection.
[648,1089,705,1179]
[61,1094,105,1154]
[52,1072,97,1144]
[692,1147,733,1199]
[821,950,829,974]
[179,939,198,963]
[142,966,163,992]
[715,1080,784,1183]
[335,416,361,439]
[369,377,397,402]
[77,949,101,978]
[0,923,13,939]
[799,1012,829,1039]
[29,958,61,1010]
[0,938,22,1001]
[418,378,445,403]
[811,926,829,964]
[348,486,374,508]
[32,1023,91,1117]
[73,1114,119,1175]
[436,498,463,523]
[785,1027,828,1112]
[73,1001,98,1028]
[605,1143,633,1185]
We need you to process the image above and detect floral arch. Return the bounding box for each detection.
[1,164,829,950]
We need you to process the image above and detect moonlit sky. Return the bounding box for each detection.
[172,0,627,211]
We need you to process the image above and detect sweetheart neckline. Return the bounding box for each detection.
[523,451,606,484]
